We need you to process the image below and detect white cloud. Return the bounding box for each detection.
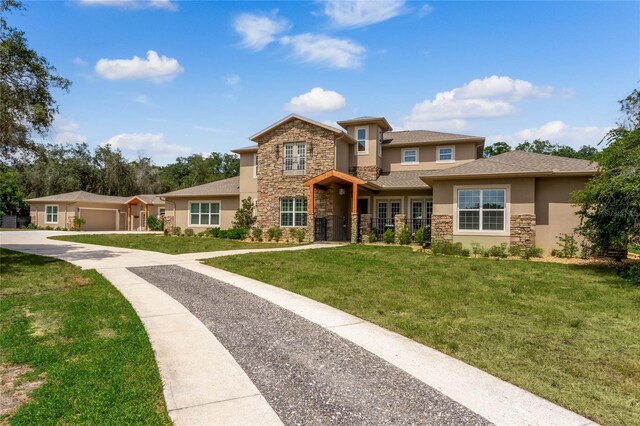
[404,75,555,130]
[73,57,87,66]
[132,94,154,106]
[52,116,86,144]
[79,0,177,11]
[104,132,191,163]
[280,34,365,69]
[515,121,611,147]
[418,3,433,17]
[285,87,346,114]
[95,50,183,82]
[321,0,406,28]
[224,74,241,86]
[233,12,289,51]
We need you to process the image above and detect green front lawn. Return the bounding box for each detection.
[206,245,640,426]
[0,249,170,425]
[50,233,303,254]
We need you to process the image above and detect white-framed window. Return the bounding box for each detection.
[45,205,58,223]
[280,197,307,227]
[356,127,368,154]
[283,142,306,174]
[253,153,258,178]
[401,148,419,165]
[377,129,383,157]
[189,201,221,227]
[158,207,166,217]
[437,146,455,163]
[457,188,506,232]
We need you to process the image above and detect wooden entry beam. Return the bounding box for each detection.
[352,183,358,213]
[309,183,315,215]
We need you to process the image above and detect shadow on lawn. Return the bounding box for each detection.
[0,244,122,272]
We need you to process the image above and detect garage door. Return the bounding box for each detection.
[80,209,117,231]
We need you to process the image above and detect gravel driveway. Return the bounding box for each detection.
[129,265,490,426]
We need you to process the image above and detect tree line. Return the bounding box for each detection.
[0,143,239,216]
[484,139,599,160]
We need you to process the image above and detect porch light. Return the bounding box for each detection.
[339,188,346,195]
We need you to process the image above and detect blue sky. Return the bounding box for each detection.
[11,0,640,164]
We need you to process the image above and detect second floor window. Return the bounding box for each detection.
[356,127,368,153]
[284,142,306,174]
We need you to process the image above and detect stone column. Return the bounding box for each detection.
[360,214,372,242]
[350,213,358,244]
[394,214,406,243]
[305,214,315,242]
[164,216,175,233]
[432,214,453,241]
[510,214,536,249]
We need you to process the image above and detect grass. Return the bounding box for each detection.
[50,233,304,254]
[206,245,640,426]
[629,244,640,255]
[0,248,171,425]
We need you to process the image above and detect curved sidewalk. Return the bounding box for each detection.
[1,231,597,425]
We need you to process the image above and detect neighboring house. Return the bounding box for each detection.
[27,191,165,231]
[162,114,597,252]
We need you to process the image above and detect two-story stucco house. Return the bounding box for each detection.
[162,114,597,252]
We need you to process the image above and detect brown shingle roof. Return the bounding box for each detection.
[26,191,130,204]
[128,194,165,205]
[420,151,598,181]
[382,130,483,147]
[231,145,258,154]
[161,176,240,197]
[370,170,431,189]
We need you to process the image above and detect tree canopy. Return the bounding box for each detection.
[572,88,640,253]
[1,0,71,160]
[483,139,599,160]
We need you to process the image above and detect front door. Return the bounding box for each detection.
[357,198,369,214]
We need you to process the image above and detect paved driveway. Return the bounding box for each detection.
[1,231,596,426]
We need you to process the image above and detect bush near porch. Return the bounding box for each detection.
[205,245,640,426]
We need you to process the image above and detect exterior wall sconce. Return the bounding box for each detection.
[339,188,346,196]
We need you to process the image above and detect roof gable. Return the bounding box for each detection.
[249,113,345,142]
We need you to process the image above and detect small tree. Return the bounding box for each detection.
[233,197,256,230]
[572,89,640,254]
[71,216,85,231]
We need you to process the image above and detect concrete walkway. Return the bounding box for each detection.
[0,231,596,426]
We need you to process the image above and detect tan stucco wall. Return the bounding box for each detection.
[347,123,381,168]
[535,176,589,252]
[335,138,350,173]
[239,152,258,202]
[29,201,127,230]
[165,196,240,230]
[382,142,478,172]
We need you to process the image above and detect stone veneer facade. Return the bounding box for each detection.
[431,214,453,241]
[254,118,337,239]
[350,165,382,181]
[510,214,536,249]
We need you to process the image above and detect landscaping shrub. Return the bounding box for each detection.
[431,240,470,257]
[414,227,428,244]
[267,226,283,242]
[71,216,86,231]
[208,227,220,237]
[383,228,395,244]
[470,242,483,258]
[289,228,305,243]
[26,223,38,229]
[367,229,377,243]
[183,228,195,237]
[509,245,521,257]
[554,233,579,258]
[521,246,544,260]
[163,228,170,236]
[233,197,257,230]
[172,226,181,236]
[218,227,247,240]
[398,226,412,245]
[252,228,263,242]
[146,215,164,231]
[45,225,53,230]
[618,263,640,285]
[197,230,209,237]
[484,243,508,258]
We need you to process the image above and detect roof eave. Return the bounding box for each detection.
[250,113,342,142]
[420,170,597,185]
[382,137,485,148]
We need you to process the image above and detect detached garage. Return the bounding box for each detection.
[27,191,129,231]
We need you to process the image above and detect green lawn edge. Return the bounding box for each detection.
[205,245,640,426]
[0,248,171,425]
[50,233,306,254]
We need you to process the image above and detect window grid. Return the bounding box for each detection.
[438,147,454,162]
[190,202,220,227]
[357,128,367,153]
[403,149,418,163]
[45,205,58,223]
[457,189,505,231]
[284,142,306,173]
[280,198,307,227]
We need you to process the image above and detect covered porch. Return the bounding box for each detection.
[303,170,366,243]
